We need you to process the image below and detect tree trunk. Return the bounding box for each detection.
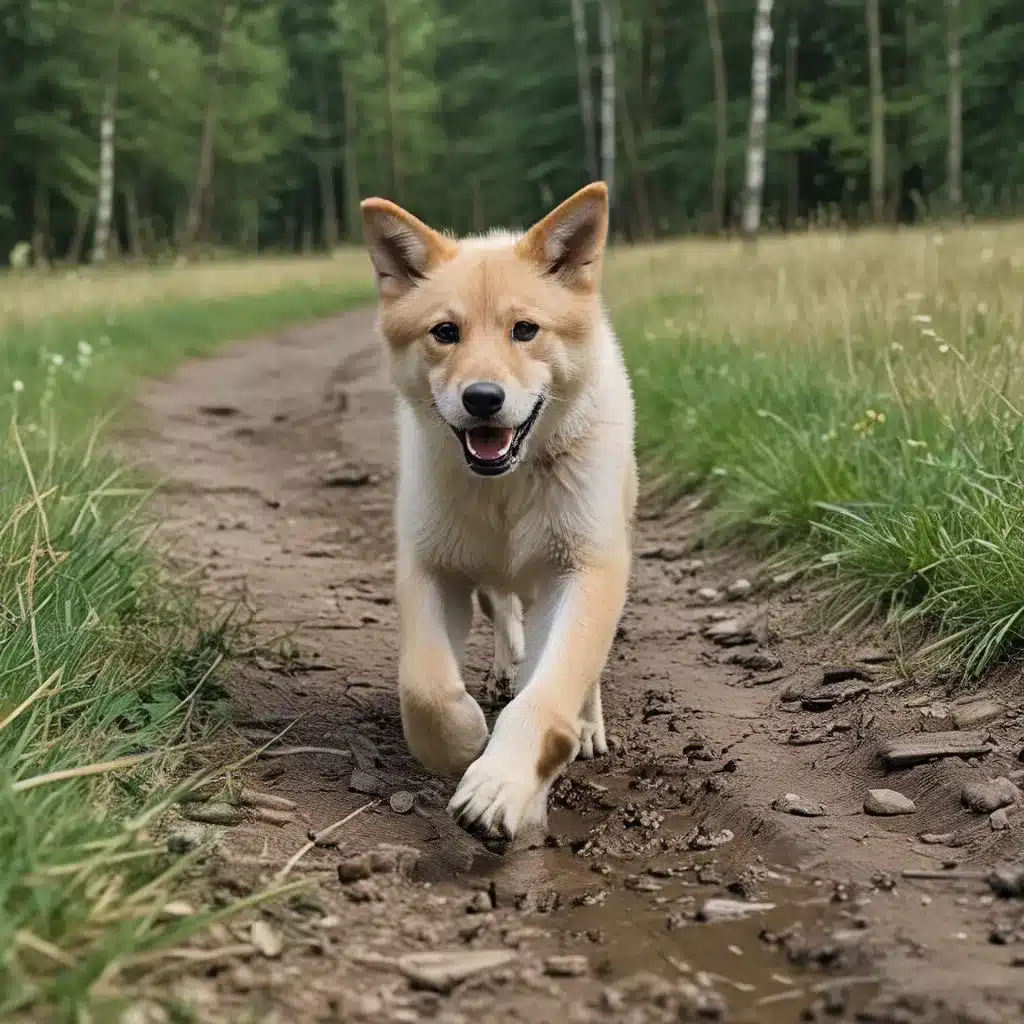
[946,0,962,214]
[32,180,51,267]
[92,0,126,264]
[340,59,361,242]
[618,89,654,240]
[182,0,234,253]
[784,5,799,228]
[741,0,775,239]
[705,0,728,233]
[598,0,617,209]
[66,206,91,264]
[316,81,339,249]
[865,0,885,223]
[569,0,599,181]
[124,185,143,258]
[381,0,402,200]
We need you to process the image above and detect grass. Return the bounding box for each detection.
[606,223,1024,678]
[0,255,374,1019]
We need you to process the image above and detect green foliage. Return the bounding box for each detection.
[2,0,1021,257]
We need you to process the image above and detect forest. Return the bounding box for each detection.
[2,0,1022,262]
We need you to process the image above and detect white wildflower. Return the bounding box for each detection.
[13,379,24,393]
[77,340,93,358]
[51,353,64,367]
[912,314,932,324]
[938,344,950,354]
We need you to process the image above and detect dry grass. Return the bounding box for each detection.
[610,221,1024,677]
[0,248,373,329]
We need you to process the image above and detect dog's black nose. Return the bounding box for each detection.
[462,381,505,418]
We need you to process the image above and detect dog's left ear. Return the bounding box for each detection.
[517,182,609,291]
[361,198,455,299]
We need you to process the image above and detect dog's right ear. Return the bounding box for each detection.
[360,199,455,299]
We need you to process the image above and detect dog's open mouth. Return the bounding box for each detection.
[453,399,543,477]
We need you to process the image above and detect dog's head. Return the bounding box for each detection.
[360,183,609,478]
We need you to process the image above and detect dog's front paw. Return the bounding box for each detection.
[400,687,489,779]
[447,702,578,840]
[577,686,608,760]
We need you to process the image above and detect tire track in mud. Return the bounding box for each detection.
[124,310,1024,1024]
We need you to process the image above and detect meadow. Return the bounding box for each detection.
[2,221,1024,1016]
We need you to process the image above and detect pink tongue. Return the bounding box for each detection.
[467,427,513,461]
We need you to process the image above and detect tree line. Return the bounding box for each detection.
[2,0,1021,263]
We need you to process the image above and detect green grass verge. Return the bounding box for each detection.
[616,263,1024,679]
[0,280,371,1019]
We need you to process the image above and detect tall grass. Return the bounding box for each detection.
[607,225,1024,676]
[0,261,374,1018]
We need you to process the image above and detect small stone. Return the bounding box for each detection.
[697,898,777,922]
[991,808,1011,831]
[250,920,283,958]
[864,789,916,816]
[918,832,955,845]
[398,949,516,993]
[820,664,874,685]
[322,468,375,488]
[695,587,723,604]
[961,778,1022,814]
[466,891,493,914]
[544,954,590,977]
[726,578,752,600]
[338,856,372,883]
[349,769,384,796]
[729,650,782,672]
[951,699,1005,730]
[772,793,826,817]
[703,618,754,646]
[389,790,416,814]
[855,646,893,664]
[368,844,421,876]
[166,824,208,855]
[880,731,994,767]
[988,866,1024,897]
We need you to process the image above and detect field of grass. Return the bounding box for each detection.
[0,253,373,1019]
[607,223,1024,677]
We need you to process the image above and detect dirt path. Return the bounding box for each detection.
[126,310,1024,1024]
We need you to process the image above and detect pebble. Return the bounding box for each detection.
[390,790,416,814]
[466,891,493,914]
[543,954,590,977]
[726,578,752,600]
[990,808,1011,831]
[398,949,516,993]
[918,832,955,845]
[695,587,723,604]
[864,789,916,816]
[729,650,782,672]
[338,856,372,883]
[772,793,826,817]
[250,920,283,958]
[349,769,384,795]
[961,777,1021,814]
[703,618,754,646]
[951,699,1005,730]
[880,731,994,767]
[697,898,777,923]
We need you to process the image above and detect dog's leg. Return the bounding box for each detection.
[477,589,525,699]
[578,682,608,760]
[397,561,489,778]
[448,550,629,839]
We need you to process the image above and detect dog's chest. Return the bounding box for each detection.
[418,472,583,585]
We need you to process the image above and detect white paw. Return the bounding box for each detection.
[448,744,547,840]
[447,699,577,840]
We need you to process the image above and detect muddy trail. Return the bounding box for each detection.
[125,310,1024,1024]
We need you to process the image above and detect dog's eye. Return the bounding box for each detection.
[430,322,460,345]
[511,321,539,342]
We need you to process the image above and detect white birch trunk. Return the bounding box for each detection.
[946,0,962,211]
[598,0,616,203]
[570,0,599,181]
[741,0,775,238]
[91,0,125,264]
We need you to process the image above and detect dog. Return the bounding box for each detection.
[359,182,637,841]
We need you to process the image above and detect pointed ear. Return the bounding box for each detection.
[360,198,455,299]
[517,182,609,290]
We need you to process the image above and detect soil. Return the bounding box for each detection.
[122,309,1024,1024]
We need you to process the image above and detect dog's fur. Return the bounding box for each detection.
[360,182,636,840]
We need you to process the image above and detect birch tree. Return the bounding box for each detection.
[569,0,598,181]
[741,0,775,239]
[91,0,127,263]
[865,0,885,222]
[704,0,728,233]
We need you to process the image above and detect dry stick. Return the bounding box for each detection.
[258,745,352,760]
[276,800,377,881]
[901,869,987,882]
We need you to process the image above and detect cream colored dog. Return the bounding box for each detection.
[360,182,636,841]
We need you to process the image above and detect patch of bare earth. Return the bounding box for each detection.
[122,310,1024,1024]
